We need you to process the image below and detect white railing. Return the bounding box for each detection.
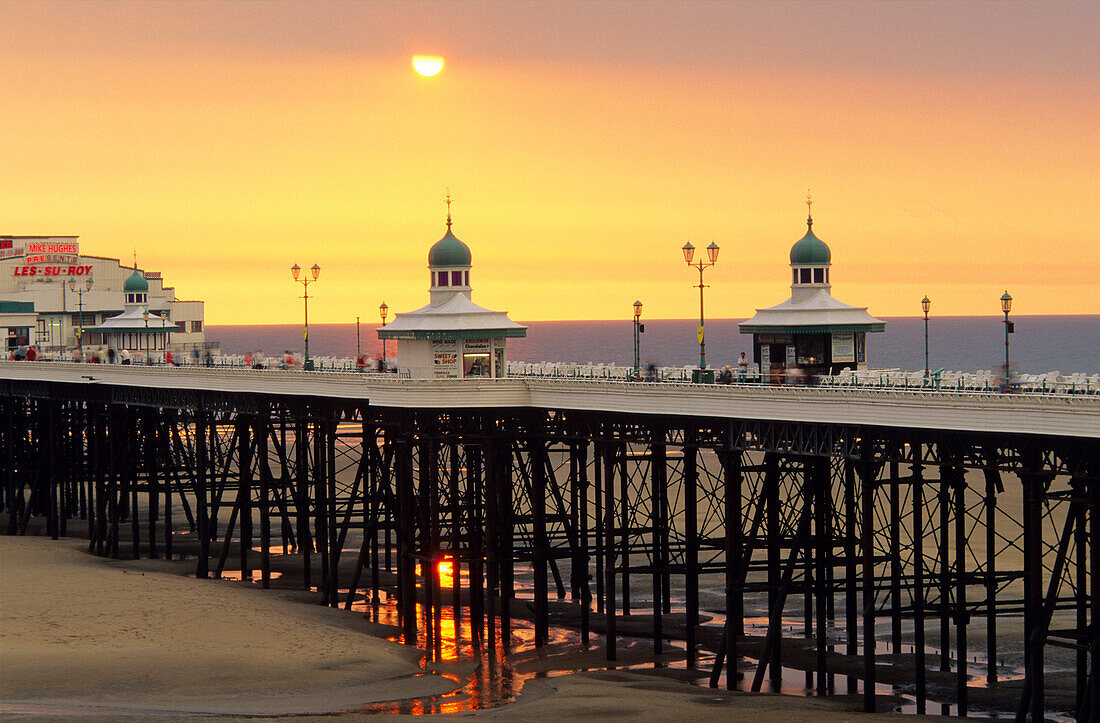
[9,353,1099,397]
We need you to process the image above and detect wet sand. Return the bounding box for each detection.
[1,535,952,721]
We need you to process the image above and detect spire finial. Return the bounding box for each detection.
[133,248,138,269]
[806,190,813,227]
[445,190,453,229]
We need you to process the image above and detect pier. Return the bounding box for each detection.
[2,362,1098,720]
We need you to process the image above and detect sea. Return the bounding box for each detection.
[209,315,1099,375]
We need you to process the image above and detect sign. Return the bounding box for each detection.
[785,345,796,366]
[432,339,460,378]
[25,241,79,266]
[7,239,83,274]
[831,333,855,363]
[12,264,93,277]
[464,338,491,352]
[760,345,770,370]
[697,325,704,344]
[26,241,78,255]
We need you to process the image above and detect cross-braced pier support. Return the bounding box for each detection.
[1,379,1096,720]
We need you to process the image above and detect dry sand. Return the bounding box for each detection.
[0,536,951,721]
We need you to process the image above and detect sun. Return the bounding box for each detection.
[412,55,444,77]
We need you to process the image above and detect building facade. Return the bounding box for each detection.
[0,236,208,353]
[378,209,526,380]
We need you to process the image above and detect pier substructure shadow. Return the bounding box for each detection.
[1,378,1097,720]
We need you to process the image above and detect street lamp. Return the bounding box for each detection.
[291,263,321,370]
[682,240,719,375]
[1001,291,1013,390]
[356,316,361,358]
[67,276,93,357]
[921,295,931,379]
[632,300,644,379]
[379,301,389,372]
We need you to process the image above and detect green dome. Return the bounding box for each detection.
[123,269,149,292]
[428,226,472,268]
[789,221,831,265]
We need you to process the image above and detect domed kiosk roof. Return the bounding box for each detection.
[428,224,472,268]
[790,219,831,265]
[123,269,149,292]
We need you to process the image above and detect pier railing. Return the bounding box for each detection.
[11,351,1100,397]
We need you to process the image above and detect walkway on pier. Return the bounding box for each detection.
[1,361,1097,439]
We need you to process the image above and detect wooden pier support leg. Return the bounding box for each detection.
[860,455,877,713]
[953,463,968,717]
[532,434,550,648]
[421,439,437,653]
[4,400,17,537]
[147,413,159,559]
[127,409,141,560]
[889,460,902,655]
[765,452,782,687]
[619,444,630,616]
[109,406,124,559]
[594,441,604,615]
[500,440,514,649]
[911,445,927,714]
[982,450,1001,686]
[257,412,271,589]
[803,459,814,691]
[844,457,858,694]
[1089,472,1100,720]
[684,440,699,669]
[161,414,173,558]
[729,449,743,688]
[314,419,329,600]
[1074,478,1087,716]
[450,443,462,636]
[604,442,617,662]
[239,417,253,581]
[196,409,210,579]
[575,442,591,648]
[651,434,666,656]
[815,457,829,694]
[472,445,486,647]
[1022,468,1046,722]
[296,416,311,590]
[939,469,951,674]
[96,408,109,557]
[326,418,339,607]
[47,401,59,541]
[396,436,417,645]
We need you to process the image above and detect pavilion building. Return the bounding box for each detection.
[378,205,526,380]
[84,269,179,356]
[739,206,884,375]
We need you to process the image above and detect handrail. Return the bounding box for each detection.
[4,359,1098,402]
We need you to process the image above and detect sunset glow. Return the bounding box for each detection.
[412,55,444,77]
[1,1,1096,324]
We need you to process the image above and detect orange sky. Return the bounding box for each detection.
[1,1,1097,324]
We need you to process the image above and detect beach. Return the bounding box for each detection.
[0,534,956,721]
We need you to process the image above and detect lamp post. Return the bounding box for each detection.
[356,316,361,358]
[921,295,931,379]
[682,240,719,374]
[632,300,643,379]
[379,302,389,371]
[1001,291,1013,390]
[67,276,93,357]
[291,263,320,370]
